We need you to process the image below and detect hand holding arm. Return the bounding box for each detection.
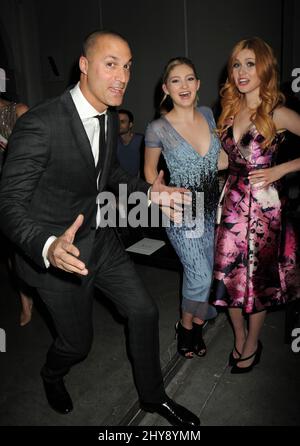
[150,171,192,223]
[249,106,300,189]
[249,159,300,188]
[144,145,191,221]
[248,164,287,188]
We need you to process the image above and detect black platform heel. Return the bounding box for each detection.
[175,321,194,359]
[192,322,207,357]
[231,340,263,374]
[228,346,242,366]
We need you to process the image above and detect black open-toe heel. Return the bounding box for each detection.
[231,340,263,374]
[175,321,194,359]
[228,346,242,366]
[192,322,206,357]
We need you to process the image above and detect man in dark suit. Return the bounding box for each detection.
[0,30,199,426]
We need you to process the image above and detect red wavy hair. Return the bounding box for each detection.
[218,37,285,148]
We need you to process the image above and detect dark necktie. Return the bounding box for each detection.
[95,114,106,187]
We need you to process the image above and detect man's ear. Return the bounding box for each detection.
[79,56,88,75]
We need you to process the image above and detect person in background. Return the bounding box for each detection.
[0,95,33,326]
[117,109,144,177]
[144,56,227,359]
[0,96,28,171]
[212,37,300,373]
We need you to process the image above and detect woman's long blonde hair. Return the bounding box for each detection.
[218,37,285,147]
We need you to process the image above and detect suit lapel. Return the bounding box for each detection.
[60,92,118,192]
[60,91,97,187]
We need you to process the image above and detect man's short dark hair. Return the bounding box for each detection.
[82,30,129,57]
[118,109,134,123]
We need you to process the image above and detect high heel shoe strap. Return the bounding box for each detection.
[237,341,262,362]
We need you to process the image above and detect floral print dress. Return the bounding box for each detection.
[212,120,300,313]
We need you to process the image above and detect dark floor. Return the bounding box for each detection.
[0,250,300,427]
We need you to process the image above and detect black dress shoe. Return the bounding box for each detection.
[42,378,73,414]
[141,398,200,426]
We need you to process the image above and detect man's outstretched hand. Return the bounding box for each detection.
[150,171,192,222]
[47,214,88,275]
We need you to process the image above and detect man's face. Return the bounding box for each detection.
[118,112,132,135]
[79,35,132,112]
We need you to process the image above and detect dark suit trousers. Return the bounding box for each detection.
[38,227,166,404]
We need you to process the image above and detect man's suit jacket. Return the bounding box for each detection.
[0,90,149,290]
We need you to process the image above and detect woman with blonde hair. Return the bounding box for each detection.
[212,37,300,372]
[145,57,227,359]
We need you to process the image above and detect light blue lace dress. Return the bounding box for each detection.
[145,107,220,319]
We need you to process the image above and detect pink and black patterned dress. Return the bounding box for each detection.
[212,121,300,314]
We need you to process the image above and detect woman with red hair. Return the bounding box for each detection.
[212,37,300,373]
